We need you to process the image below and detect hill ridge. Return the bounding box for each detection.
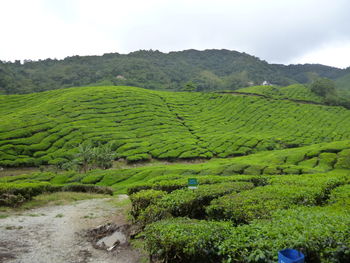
[0,49,347,94]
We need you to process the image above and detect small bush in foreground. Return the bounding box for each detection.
[130,189,167,219]
[143,205,350,263]
[138,182,254,226]
[143,218,231,263]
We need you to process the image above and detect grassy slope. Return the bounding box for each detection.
[1,86,350,167]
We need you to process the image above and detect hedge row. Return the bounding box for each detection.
[0,182,113,207]
[143,205,350,263]
[206,172,348,223]
[136,182,254,226]
[127,174,266,195]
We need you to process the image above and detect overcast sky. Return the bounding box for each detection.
[1,0,350,68]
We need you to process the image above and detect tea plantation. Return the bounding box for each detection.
[1,86,350,167]
[1,85,350,262]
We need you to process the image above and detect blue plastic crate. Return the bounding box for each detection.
[278,249,305,263]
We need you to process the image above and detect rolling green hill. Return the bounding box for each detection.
[1,85,350,167]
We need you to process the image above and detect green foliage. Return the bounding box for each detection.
[308,78,350,107]
[92,143,115,169]
[0,181,112,207]
[138,182,254,225]
[1,49,346,95]
[219,206,350,263]
[310,78,336,97]
[0,182,58,206]
[327,184,350,207]
[61,142,116,172]
[206,172,347,223]
[1,86,350,167]
[143,205,350,263]
[130,189,167,219]
[182,81,197,92]
[143,218,232,263]
[76,143,94,173]
[236,84,324,103]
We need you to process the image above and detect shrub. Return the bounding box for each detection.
[143,206,350,263]
[143,218,232,263]
[60,183,113,195]
[206,185,325,223]
[219,206,350,263]
[0,182,58,206]
[0,181,113,207]
[130,189,167,219]
[138,182,254,226]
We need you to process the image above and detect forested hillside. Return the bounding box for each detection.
[0,49,347,94]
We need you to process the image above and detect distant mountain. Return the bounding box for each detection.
[0,49,348,94]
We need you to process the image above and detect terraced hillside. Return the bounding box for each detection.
[1,85,350,167]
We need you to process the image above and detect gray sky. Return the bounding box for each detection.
[1,0,350,68]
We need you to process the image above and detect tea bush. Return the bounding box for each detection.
[138,182,254,225]
[143,205,350,263]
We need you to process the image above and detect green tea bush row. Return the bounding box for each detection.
[0,182,59,206]
[143,218,232,263]
[127,174,266,195]
[219,206,350,263]
[206,173,348,223]
[130,189,167,219]
[327,184,350,207]
[0,182,113,207]
[206,185,325,223]
[143,205,350,263]
[1,141,347,196]
[137,182,254,225]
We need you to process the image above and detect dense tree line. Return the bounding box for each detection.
[0,49,347,94]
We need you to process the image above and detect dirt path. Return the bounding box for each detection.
[0,196,143,263]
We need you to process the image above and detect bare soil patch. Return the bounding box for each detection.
[0,196,143,263]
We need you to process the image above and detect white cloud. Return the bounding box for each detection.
[0,0,349,68]
[290,41,350,69]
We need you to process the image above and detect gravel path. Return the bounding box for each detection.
[0,196,142,263]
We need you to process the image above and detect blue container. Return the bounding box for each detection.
[278,249,305,263]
